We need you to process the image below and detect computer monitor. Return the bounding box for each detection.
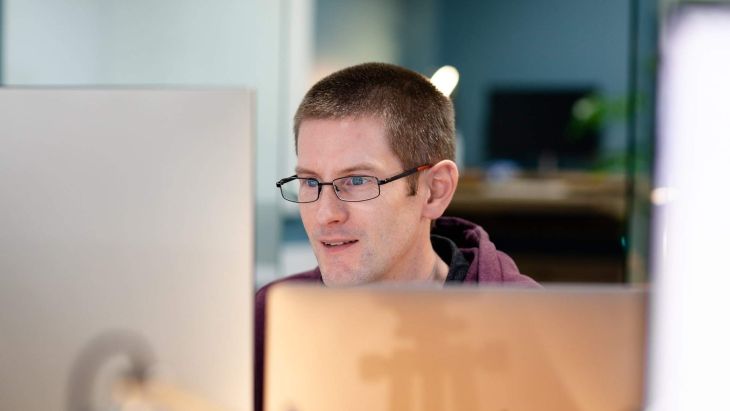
[649,4,730,410]
[486,87,600,169]
[0,88,255,411]
[266,284,646,411]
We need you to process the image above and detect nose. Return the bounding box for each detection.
[315,184,348,225]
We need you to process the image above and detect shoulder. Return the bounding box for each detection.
[494,251,541,287]
[255,268,323,309]
[255,269,322,302]
[434,216,540,287]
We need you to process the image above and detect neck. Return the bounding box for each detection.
[429,251,450,283]
[380,228,449,284]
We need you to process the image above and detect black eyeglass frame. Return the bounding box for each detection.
[275,164,433,203]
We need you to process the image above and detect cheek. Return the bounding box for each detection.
[369,201,418,245]
[298,206,316,235]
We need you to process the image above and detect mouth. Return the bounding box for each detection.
[321,239,358,250]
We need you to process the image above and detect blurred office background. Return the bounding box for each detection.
[2,0,684,288]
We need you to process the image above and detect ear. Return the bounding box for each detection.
[421,160,459,220]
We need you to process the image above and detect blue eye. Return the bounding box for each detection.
[305,179,318,188]
[350,176,364,185]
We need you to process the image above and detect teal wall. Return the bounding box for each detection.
[313,0,632,168]
[437,0,631,167]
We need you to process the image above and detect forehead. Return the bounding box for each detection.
[296,116,401,176]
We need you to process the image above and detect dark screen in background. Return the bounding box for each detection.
[486,88,600,170]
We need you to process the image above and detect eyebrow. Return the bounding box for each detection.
[295,163,379,177]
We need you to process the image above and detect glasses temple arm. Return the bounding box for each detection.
[378,164,432,185]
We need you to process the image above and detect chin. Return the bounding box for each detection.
[320,267,374,287]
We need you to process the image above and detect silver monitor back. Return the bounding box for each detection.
[0,88,255,411]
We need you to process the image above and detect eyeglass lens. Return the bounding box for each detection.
[280,176,381,203]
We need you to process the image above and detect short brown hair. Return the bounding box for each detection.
[294,62,455,194]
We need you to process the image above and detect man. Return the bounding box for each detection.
[255,62,537,410]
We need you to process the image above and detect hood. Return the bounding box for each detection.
[433,216,537,285]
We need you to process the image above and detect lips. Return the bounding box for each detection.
[322,239,358,248]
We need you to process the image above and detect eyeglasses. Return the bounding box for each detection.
[275,164,432,203]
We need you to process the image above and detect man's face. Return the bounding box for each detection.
[296,116,426,286]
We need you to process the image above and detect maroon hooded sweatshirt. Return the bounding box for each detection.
[253,216,538,411]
